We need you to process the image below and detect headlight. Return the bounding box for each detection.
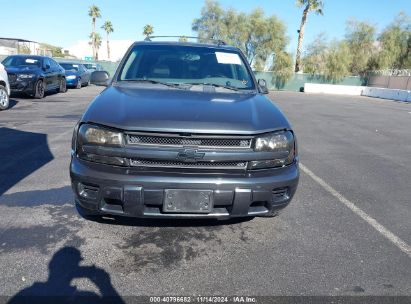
[17,74,36,79]
[66,75,77,80]
[250,131,296,169]
[79,124,123,146]
[76,124,127,166]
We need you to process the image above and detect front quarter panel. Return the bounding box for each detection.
[0,65,10,95]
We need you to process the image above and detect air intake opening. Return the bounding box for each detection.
[104,198,123,206]
[77,183,99,200]
[250,201,266,208]
[272,187,289,204]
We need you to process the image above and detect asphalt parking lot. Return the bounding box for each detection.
[0,87,410,299]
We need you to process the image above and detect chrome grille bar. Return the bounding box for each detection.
[126,132,252,149]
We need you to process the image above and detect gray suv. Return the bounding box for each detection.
[70,39,299,220]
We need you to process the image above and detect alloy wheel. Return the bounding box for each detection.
[0,88,9,109]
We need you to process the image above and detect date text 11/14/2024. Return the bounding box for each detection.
[149,296,257,303]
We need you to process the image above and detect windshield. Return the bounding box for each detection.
[2,56,42,68]
[118,44,255,90]
[83,64,94,69]
[60,63,79,71]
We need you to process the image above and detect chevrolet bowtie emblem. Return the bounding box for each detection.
[176,149,205,162]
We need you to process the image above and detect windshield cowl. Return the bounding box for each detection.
[115,80,256,93]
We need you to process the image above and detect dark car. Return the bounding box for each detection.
[1,55,67,98]
[59,62,91,89]
[70,40,299,220]
[83,63,104,72]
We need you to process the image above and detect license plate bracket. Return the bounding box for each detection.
[163,189,213,213]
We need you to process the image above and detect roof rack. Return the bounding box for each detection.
[144,36,226,46]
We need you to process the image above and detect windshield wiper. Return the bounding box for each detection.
[121,79,186,90]
[183,82,242,92]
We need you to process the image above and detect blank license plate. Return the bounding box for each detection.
[163,189,213,213]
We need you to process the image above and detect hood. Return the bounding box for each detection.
[64,70,79,76]
[5,66,40,74]
[81,84,291,135]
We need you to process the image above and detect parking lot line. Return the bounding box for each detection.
[300,162,411,258]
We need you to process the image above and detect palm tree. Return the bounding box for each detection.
[94,33,102,60]
[88,5,101,60]
[102,21,114,60]
[295,0,323,72]
[143,24,154,38]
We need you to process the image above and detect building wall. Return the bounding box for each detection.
[0,39,40,55]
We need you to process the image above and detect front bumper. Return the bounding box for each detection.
[70,156,299,219]
[9,79,36,94]
[66,77,79,87]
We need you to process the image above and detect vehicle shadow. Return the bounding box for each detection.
[10,91,60,100]
[0,186,72,207]
[6,99,18,109]
[7,247,125,304]
[0,127,54,196]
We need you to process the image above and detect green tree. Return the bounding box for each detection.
[143,24,154,38]
[88,5,101,60]
[18,44,31,55]
[192,1,288,67]
[192,0,225,41]
[295,0,324,72]
[39,43,64,57]
[272,51,294,89]
[324,41,351,83]
[301,32,328,75]
[89,32,102,60]
[243,10,288,66]
[372,12,411,70]
[101,21,114,60]
[345,19,376,75]
[253,58,265,71]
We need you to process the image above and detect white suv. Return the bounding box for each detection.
[0,62,10,110]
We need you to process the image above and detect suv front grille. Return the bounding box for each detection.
[127,133,252,149]
[130,159,248,170]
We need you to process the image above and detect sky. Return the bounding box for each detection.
[0,0,410,55]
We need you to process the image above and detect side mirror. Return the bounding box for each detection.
[90,71,110,86]
[258,79,269,94]
[44,64,51,71]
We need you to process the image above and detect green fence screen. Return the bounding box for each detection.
[0,54,368,91]
[254,72,367,91]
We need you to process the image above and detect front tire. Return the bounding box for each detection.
[59,78,67,93]
[0,85,9,110]
[76,78,82,89]
[34,79,45,99]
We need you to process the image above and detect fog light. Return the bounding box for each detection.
[83,153,128,166]
[77,183,99,200]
